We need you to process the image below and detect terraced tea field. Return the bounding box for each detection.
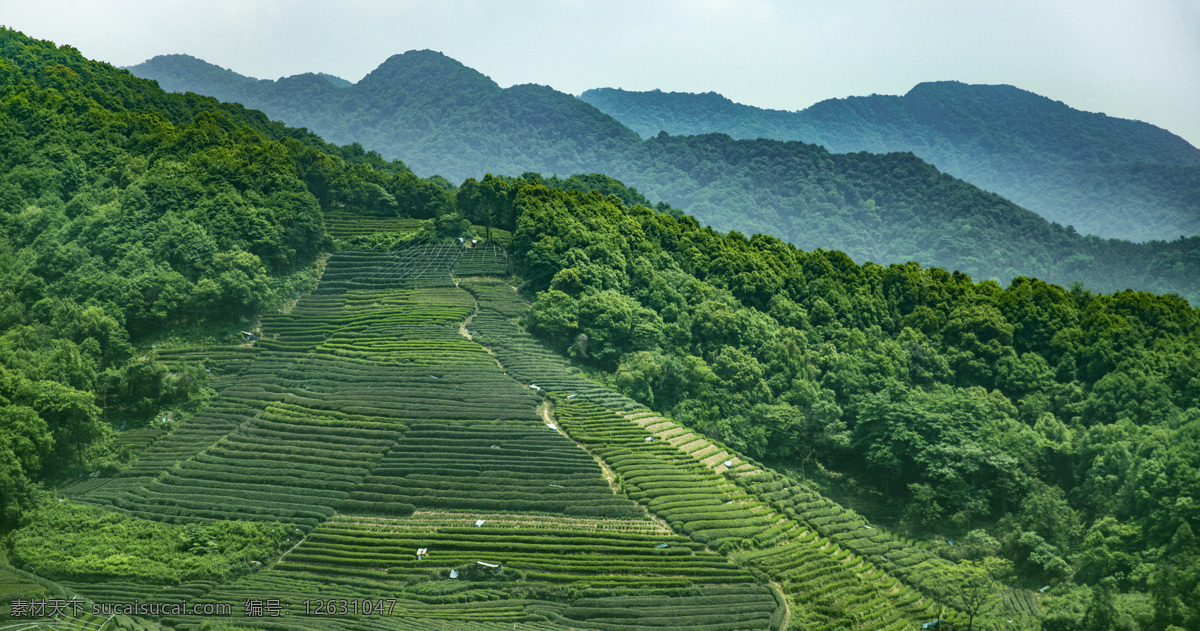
[21,241,1008,630]
[550,399,944,631]
[324,213,423,240]
[186,512,778,630]
[323,212,512,247]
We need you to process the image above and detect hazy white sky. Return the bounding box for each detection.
[3,0,1198,146]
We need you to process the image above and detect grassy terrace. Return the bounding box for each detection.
[551,399,942,631]
[467,276,966,630]
[323,213,423,239]
[461,280,641,411]
[54,249,781,629]
[193,513,778,630]
[342,420,642,517]
[31,242,982,629]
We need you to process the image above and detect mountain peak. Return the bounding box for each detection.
[902,80,1200,165]
[126,54,257,97]
[314,72,351,88]
[354,49,501,107]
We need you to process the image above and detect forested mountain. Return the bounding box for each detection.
[130,52,643,182]
[602,133,1200,304]
[2,30,957,631]
[580,83,1200,242]
[130,53,1200,305]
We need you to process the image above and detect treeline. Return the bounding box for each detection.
[497,184,1199,630]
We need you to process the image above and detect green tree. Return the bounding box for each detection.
[526,290,577,352]
[22,379,102,467]
[0,401,51,523]
[940,559,1001,631]
[456,174,513,239]
[1081,580,1120,631]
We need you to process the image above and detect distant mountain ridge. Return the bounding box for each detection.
[130,52,642,180]
[128,52,1200,303]
[579,83,1200,241]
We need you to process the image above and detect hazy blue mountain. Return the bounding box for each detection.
[130,52,642,182]
[127,53,260,97]
[580,83,1200,241]
[128,52,1200,302]
[315,72,351,87]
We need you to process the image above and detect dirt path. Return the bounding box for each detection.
[459,296,507,374]
[265,532,308,571]
[457,297,480,341]
[539,400,675,534]
[771,581,791,631]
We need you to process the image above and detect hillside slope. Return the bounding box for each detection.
[7,30,1197,628]
[17,248,962,631]
[504,184,1200,630]
[0,26,480,532]
[580,83,1200,241]
[0,27,348,524]
[0,31,974,621]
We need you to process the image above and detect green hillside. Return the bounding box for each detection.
[4,27,1200,631]
[0,30,960,630]
[0,27,466,530]
[579,83,1200,242]
[601,132,1200,304]
[18,248,961,631]
[502,184,1200,630]
[129,52,1200,305]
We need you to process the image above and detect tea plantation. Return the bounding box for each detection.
[11,243,992,630]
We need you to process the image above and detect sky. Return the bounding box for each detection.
[3,0,1198,146]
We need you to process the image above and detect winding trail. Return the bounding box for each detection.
[457,293,507,373]
[771,580,791,631]
[457,299,479,341]
[539,400,678,536]
[265,532,308,571]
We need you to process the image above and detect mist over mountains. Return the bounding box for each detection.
[580,83,1200,242]
[130,52,642,182]
[129,51,1200,302]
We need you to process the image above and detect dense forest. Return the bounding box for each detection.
[581,83,1200,242]
[129,53,1200,305]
